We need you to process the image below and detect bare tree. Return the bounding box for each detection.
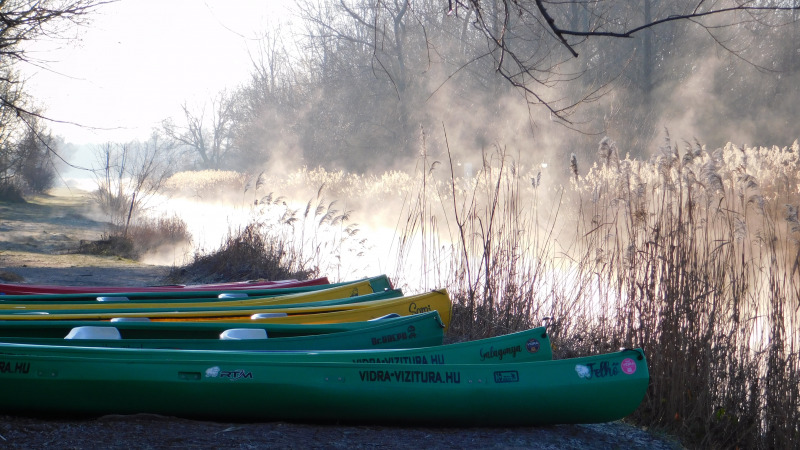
[292,0,491,163]
[233,0,798,170]
[1,0,105,121]
[233,26,308,169]
[15,117,57,193]
[92,133,176,226]
[162,91,240,170]
[1,0,105,197]
[448,0,800,123]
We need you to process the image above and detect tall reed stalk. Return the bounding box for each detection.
[391,135,799,448]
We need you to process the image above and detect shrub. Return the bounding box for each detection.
[76,233,136,259]
[76,215,192,261]
[125,215,192,255]
[0,183,25,203]
[166,223,317,283]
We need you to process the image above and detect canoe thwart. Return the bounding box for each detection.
[65,326,122,340]
[96,297,130,302]
[217,293,249,299]
[219,329,268,340]
[368,313,401,321]
[250,313,288,319]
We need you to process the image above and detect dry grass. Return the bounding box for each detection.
[165,223,317,283]
[77,215,192,262]
[165,183,367,284]
[0,270,25,282]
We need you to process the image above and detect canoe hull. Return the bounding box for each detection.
[0,277,390,306]
[0,276,392,301]
[0,291,454,328]
[0,345,646,425]
[0,312,435,340]
[0,324,550,364]
[0,289,404,313]
[0,312,448,351]
[0,278,330,295]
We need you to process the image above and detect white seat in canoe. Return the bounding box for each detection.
[218,293,248,299]
[65,326,122,340]
[250,313,288,320]
[219,328,268,340]
[96,296,130,302]
[110,317,151,322]
[369,313,401,321]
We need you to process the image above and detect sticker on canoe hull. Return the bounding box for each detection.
[370,325,419,346]
[575,364,591,379]
[575,361,622,379]
[205,366,253,380]
[526,338,540,353]
[493,370,519,383]
[621,358,637,375]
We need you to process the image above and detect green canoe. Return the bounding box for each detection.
[0,312,433,340]
[0,342,646,425]
[0,289,403,314]
[0,275,392,303]
[0,323,550,365]
[0,311,449,351]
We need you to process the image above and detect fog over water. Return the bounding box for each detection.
[30,1,799,289]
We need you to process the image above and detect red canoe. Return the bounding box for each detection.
[0,277,330,295]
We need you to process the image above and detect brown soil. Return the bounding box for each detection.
[0,190,683,449]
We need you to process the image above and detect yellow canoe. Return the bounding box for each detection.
[0,279,383,311]
[0,290,453,328]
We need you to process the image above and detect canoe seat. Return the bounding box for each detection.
[110,317,151,322]
[218,293,248,299]
[65,326,122,340]
[369,313,402,321]
[96,296,130,302]
[250,313,288,320]
[220,328,268,340]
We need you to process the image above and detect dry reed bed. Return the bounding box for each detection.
[153,138,798,448]
[389,137,799,449]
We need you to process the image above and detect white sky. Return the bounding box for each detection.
[20,0,289,145]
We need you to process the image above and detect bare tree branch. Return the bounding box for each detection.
[455,0,800,122]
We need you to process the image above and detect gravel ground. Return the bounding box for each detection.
[0,413,683,449]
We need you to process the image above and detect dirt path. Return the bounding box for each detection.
[0,188,170,285]
[0,190,684,449]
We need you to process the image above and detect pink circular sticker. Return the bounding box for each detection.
[621,358,637,375]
